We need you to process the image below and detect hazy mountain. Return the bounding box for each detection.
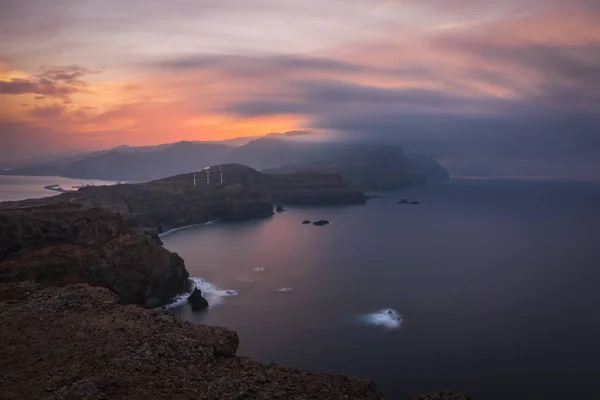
[2,133,449,189]
[234,137,428,190]
[60,141,234,181]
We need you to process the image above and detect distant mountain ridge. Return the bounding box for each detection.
[2,134,449,190]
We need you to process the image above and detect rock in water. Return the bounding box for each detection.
[313,220,330,226]
[188,288,209,311]
[302,220,311,224]
[276,204,286,212]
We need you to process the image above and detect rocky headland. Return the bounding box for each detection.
[0,164,364,238]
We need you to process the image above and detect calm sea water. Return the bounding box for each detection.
[0,175,116,202]
[2,177,599,399]
[162,179,600,400]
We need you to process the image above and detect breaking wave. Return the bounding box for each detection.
[164,277,237,309]
[358,308,402,329]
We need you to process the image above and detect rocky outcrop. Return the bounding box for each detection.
[187,288,209,311]
[0,282,382,400]
[0,203,189,307]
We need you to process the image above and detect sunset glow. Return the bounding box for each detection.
[1,0,599,174]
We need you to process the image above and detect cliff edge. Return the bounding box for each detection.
[0,203,189,306]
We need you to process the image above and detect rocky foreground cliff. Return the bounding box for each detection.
[0,282,383,400]
[0,282,470,400]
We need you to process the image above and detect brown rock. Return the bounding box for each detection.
[0,282,383,400]
[0,203,189,307]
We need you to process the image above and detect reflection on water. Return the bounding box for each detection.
[163,180,600,400]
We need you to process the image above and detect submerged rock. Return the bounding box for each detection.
[187,288,209,311]
[313,220,330,226]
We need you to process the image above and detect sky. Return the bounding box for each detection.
[0,0,599,178]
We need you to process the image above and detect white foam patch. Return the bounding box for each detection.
[358,308,403,329]
[164,277,237,309]
[275,287,293,292]
[158,219,221,238]
[253,267,267,272]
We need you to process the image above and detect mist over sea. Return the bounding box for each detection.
[162,179,600,400]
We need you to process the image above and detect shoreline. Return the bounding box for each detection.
[158,219,222,238]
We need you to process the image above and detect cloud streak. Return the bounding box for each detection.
[0,65,92,102]
[0,0,598,178]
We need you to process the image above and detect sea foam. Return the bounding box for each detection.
[158,219,221,238]
[164,277,237,309]
[358,308,402,329]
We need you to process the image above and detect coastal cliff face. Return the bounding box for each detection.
[0,282,383,400]
[0,203,189,306]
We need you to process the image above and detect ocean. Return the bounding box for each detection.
[0,175,116,202]
[2,176,599,399]
[161,179,600,400]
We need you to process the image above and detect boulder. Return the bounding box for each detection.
[187,288,209,311]
[313,220,330,226]
[302,220,312,224]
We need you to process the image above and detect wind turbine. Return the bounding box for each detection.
[201,166,210,184]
